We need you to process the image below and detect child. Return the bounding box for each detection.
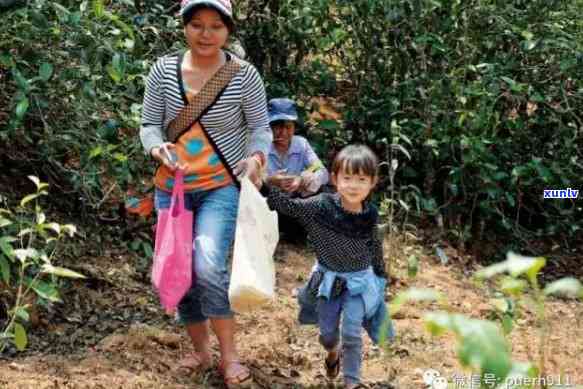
[260,144,395,388]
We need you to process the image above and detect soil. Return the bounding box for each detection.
[0,240,581,389]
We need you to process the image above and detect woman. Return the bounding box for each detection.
[139,0,271,386]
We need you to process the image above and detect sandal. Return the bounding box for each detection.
[218,359,253,388]
[324,351,341,379]
[176,351,213,375]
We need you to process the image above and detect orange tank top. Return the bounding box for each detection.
[154,81,233,192]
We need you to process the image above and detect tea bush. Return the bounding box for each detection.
[1,0,582,253]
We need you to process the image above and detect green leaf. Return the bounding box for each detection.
[506,252,546,281]
[501,315,513,335]
[39,63,53,82]
[505,193,516,207]
[0,217,12,228]
[0,236,16,259]
[89,146,103,159]
[511,165,529,178]
[15,98,29,119]
[506,362,538,382]
[501,76,516,87]
[15,307,29,322]
[0,255,10,284]
[407,255,418,278]
[534,163,552,183]
[318,119,340,130]
[398,199,410,212]
[130,240,140,251]
[12,69,29,92]
[112,53,124,76]
[523,40,537,51]
[0,53,13,67]
[28,176,41,190]
[17,228,33,237]
[421,197,437,213]
[398,133,413,146]
[124,38,135,51]
[560,58,577,72]
[476,262,510,279]
[93,0,104,18]
[521,31,534,40]
[106,65,121,83]
[113,153,128,163]
[490,298,510,313]
[30,10,49,28]
[29,279,61,302]
[499,277,527,296]
[13,323,27,351]
[424,312,513,382]
[20,193,40,207]
[476,252,546,281]
[500,76,524,92]
[391,143,411,160]
[69,11,82,25]
[62,224,77,237]
[390,288,442,314]
[105,11,135,40]
[13,248,39,263]
[51,2,70,22]
[43,223,61,234]
[27,176,48,191]
[142,241,153,258]
[41,264,86,279]
[544,277,583,298]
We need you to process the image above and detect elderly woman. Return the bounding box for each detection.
[265,98,329,242]
[266,98,329,197]
[139,0,271,386]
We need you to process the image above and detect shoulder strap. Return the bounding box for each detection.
[168,59,241,142]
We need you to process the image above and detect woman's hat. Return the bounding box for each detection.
[180,0,233,20]
[268,98,299,124]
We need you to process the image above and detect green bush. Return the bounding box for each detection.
[1,0,178,217]
[1,0,582,253]
[239,0,583,249]
[0,176,84,353]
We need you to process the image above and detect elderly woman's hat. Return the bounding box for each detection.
[268,98,299,124]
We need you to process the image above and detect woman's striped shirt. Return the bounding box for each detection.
[140,51,272,172]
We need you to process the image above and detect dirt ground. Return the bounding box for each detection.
[0,240,582,389]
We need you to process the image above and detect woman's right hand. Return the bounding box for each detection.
[151,142,182,171]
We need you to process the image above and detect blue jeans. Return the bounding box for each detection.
[318,291,366,386]
[155,184,239,324]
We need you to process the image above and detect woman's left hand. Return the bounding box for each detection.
[234,155,262,188]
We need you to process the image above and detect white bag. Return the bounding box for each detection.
[229,177,279,313]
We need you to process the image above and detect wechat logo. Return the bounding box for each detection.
[423,369,448,389]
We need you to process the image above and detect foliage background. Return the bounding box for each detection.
[1,0,582,261]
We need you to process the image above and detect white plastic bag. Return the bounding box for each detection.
[229,177,279,313]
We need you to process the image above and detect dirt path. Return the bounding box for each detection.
[0,242,581,388]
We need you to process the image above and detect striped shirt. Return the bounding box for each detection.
[140,51,272,172]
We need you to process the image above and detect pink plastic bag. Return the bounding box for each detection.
[152,170,193,313]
